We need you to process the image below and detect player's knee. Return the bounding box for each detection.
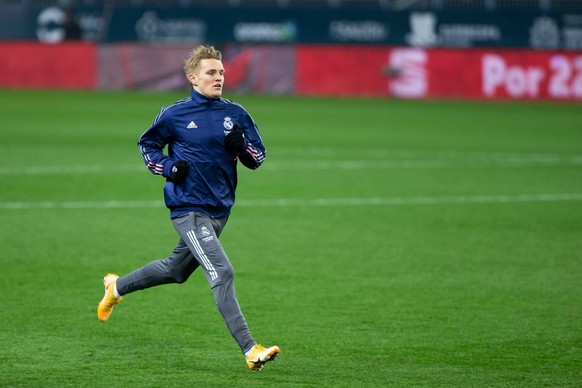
[166,266,189,283]
[172,273,189,284]
[159,257,192,284]
[218,262,234,282]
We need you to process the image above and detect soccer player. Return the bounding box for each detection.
[97,45,279,371]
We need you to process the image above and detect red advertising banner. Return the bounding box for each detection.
[296,45,389,97]
[296,45,582,101]
[0,42,579,101]
[479,50,582,100]
[0,42,97,89]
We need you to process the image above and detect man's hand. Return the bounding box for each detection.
[169,160,189,183]
[225,125,246,154]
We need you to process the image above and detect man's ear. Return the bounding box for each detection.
[188,73,198,86]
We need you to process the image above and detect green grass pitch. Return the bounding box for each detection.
[0,89,581,387]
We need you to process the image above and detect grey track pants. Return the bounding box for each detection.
[115,211,256,354]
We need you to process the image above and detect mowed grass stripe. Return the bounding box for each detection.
[1,152,581,175]
[1,193,581,210]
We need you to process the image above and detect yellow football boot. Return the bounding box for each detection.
[97,273,122,322]
[245,344,280,371]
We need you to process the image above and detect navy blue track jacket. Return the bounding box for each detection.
[138,89,266,219]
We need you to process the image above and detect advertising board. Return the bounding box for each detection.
[295,45,582,101]
[1,4,581,50]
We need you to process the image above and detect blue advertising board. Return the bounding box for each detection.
[1,3,581,50]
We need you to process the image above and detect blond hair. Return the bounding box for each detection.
[183,45,222,78]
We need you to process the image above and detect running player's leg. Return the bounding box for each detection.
[98,238,199,321]
[115,238,199,296]
[172,211,256,354]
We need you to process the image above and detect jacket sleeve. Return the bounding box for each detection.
[137,110,174,178]
[237,112,266,170]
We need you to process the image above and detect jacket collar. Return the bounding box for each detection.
[191,88,219,105]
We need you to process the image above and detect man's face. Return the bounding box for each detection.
[190,58,224,98]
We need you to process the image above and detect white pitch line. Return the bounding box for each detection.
[0,164,144,175]
[238,193,582,207]
[1,193,581,210]
[0,200,162,210]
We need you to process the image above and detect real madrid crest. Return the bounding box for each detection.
[223,117,234,130]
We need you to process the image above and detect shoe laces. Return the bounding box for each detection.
[103,284,121,309]
[105,295,121,309]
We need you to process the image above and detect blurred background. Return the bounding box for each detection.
[0,0,581,100]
